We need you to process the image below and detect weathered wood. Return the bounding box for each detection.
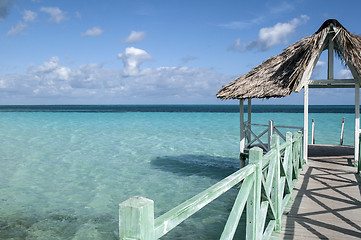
[247,147,263,240]
[270,135,282,232]
[119,196,155,240]
[303,84,309,164]
[240,100,245,153]
[311,119,315,144]
[271,144,361,240]
[355,83,360,166]
[220,174,254,240]
[154,164,255,239]
[340,117,345,145]
[119,130,304,240]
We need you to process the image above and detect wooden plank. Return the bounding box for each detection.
[119,196,155,240]
[272,145,361,240]
[220,173,254,240]
[154,164,255,239]
[246,147,263,240]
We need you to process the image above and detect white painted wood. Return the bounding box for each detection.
[311,119,315,144]
[248,98,252,143]
[355,84,360,165]
[220,174,254,240]
[328,38,334,80]
[268,120,274,151]
[246,147,263,240]
[340,117,345,145]
[240,100,245,153]
[154,165,256,239]
[303,85,309,163]
[119,196,155,240]
[309,79,355,84]
[295,29,329,92]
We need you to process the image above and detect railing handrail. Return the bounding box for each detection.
[119,131,304,240]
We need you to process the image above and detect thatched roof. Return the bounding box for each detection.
[217,19,361,100]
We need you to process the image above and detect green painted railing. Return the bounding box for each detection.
[119,131,303,240]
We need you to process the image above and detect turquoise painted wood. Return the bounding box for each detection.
[119,131,304,240]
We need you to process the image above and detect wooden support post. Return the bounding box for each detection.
[328,38,334,80]
[268,120,274,151]
[303,85,309,163]
[270,135,282,232]
[359,132,361,174]
[355,83,360,166]
[246,147,263,240]
[340,117,345,145]
[240,100,246,168]
[311,119,315,144]
[247,98,252,143]
[119,196,155,240]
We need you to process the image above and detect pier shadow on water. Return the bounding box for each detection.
[150,154,239,180]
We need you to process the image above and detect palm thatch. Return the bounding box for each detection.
[217,19,361,100]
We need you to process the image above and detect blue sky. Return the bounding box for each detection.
[0,0,360,105]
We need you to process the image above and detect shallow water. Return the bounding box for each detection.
[0,106,356,239]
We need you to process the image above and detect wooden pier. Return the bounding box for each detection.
[271,144,361,239]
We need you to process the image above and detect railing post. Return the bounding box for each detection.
[340,117,345,145]
[268,120,274,151]
[119,196,155,240]
[270,135,282,232]
[311,119,315,144]
[246,147,263,240]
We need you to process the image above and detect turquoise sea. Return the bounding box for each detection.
[0,105,357,239]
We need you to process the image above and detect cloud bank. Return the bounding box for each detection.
[0,56,231,104]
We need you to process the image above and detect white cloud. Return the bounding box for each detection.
[0,0,14,20]
[0,56,231,104]
[230,15,309,52]
[40,7,67,23]
[81,27,103,37]
[125,31,146,44]
[23,10,37,22]
[336,69,353,79]
[7,10,37,36]
[118,47,152,76]
[7,22,28,35]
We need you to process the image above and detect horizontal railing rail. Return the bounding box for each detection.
[119,131,304,240]
[245,120,303,152]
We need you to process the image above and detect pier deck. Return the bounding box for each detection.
[271,145,361,239]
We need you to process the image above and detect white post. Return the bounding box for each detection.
[268,120,274,151]
[355,83,360,166]
[311,119,315,144]
[119,196,155,240]
[240,100,245,153]
[247,98,252,143]
[303,85,309,163]
[328,38,334,80]
[340,117,345,145]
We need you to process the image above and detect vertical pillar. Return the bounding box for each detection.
[270,135,282,232]
[119,196,155,240]
[240,100,245,153]
[268,120,274,151]
[328,38,334,80]
[303,85,309,163]
[246,147,263,240]
[355,83,360,166]
[247,98,252,143]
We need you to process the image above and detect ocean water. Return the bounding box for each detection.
[0,105,357,239]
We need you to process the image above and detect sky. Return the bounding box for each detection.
[0,0,360,105]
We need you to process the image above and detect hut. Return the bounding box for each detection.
[217,19,361,166]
